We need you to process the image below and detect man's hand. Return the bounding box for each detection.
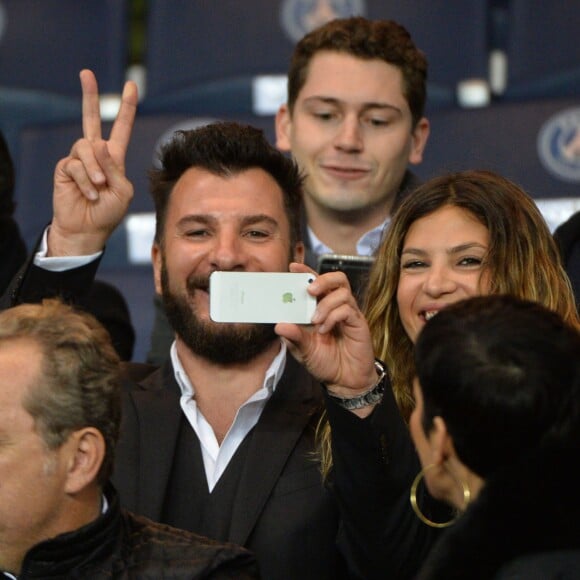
[276,263,378,416]
[49,69,138,256]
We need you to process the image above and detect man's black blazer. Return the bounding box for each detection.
[115,357,348,580]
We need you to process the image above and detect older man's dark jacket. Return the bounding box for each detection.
[5,485,258,579]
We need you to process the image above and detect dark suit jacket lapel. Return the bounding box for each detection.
[121,362,183,521]
[228,357,322,545]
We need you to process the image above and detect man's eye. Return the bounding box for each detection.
[185,229,209,238]
[313,111,335,121]
[244,230,269,239]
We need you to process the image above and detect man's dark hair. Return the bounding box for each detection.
[150,122,304,246]
[287,17,428,127]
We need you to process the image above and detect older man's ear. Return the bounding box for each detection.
[63,427,105,495]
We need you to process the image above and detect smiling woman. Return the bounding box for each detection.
[318,168,580,463]
[312,170,580,579]
[396,204,491,344]
[364,169,580,422]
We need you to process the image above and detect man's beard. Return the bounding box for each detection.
[160,263,278,365]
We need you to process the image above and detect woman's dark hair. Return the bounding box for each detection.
[415,294,580,478]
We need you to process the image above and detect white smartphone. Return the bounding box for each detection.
[209,271,317,324]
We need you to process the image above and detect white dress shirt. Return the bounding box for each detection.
[307,217,390,259]
[34,228,102,270]
[171,340,287,492]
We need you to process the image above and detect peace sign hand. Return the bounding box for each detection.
[49,69,138,256]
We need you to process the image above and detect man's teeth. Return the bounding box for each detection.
[424,311,438,321]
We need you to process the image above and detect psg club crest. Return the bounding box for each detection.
[279,0,366,43]
[537,107,580,183]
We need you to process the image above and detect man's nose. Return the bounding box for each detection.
[208,231,247,271]
[333,115,363,153]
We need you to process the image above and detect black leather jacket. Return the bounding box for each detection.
[4,485,259,579]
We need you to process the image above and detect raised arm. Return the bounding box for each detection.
[49,69,138,257]
[276,263,445,579]
[0,71,138,310]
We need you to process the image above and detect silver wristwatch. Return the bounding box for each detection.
[325,360,387,410]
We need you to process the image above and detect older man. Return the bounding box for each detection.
[0,299,258,579]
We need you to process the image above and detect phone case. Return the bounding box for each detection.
[316,253,374,304]
[316,253,375,273]
[209,272,317,324]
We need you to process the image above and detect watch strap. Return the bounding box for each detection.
[325,359,387,410]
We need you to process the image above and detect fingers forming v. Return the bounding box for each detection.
[80,69,102,141]
[80,69,138,158]
[109,79,138,159]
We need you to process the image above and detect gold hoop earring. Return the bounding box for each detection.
[410,463,471,528]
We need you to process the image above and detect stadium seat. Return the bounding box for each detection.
[501,1,580,100]
[416,97,580,230]
[0,0,129,96]
[0,0,129,156]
